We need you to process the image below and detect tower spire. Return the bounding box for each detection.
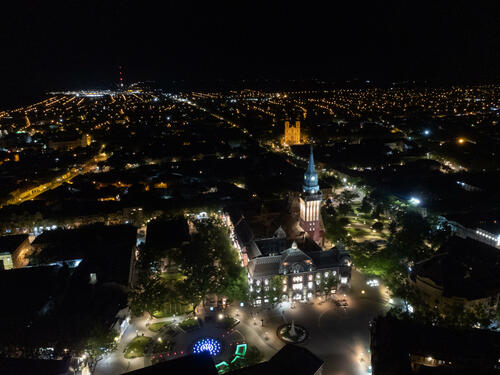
[303,145,319,194]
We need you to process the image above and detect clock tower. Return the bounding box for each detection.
[299,146,324,245]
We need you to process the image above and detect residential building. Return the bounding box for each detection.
[370,316,500,375]
[48,133,91,151]
[410,236,500,313]
[0,234,31,269]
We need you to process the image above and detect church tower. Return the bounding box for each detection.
[299,146,324,245]
[284,119,300,145]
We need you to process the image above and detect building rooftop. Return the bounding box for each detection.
[413,236,500,300]
[0,265,70,326]
[0,357,71,375]
[121,352,217,375]
[0,234,29,254]
[229,344,323,375]
[248,255,281,278]
[371,316,500,375]
[32,223,136,286]
[248,242,351,278]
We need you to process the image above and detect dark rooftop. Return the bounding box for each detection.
[371,316,500,375]
[0,357,71,375]
[121,352,216,375]
[0,265,68,320]
[0,234,29,253]
[248,255,281,278]
[32,224,136,286]
[229,344,323,375]
[413,236,500,300]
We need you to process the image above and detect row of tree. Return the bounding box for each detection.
[130,216,248,317]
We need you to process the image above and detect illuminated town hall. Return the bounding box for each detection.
[230,146,352,305]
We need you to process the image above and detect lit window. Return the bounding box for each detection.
[293,276,303,283]
[282,278,287,284]
[308,274,313,281]
[308,282,313,289]
[293,283,303,290]
[316,280,320,285]
[283,285,287,292]
[256,279,261,286]
[264,279,269,285]
[332,271,337,276]
[264,286,269,291]
[307,292,312,298]
[316,273,321,278]
[324,271,329,278]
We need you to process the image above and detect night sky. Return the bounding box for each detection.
[1,1,499,106]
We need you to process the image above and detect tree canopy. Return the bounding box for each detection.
[130,216,247,316]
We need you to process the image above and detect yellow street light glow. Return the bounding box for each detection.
[458,138,465,144]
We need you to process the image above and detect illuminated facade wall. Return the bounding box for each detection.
[0,252,13,270]
[250,269,341,305]
[299,195,321,232]
[284,120,300,145]
[0,236,31,269]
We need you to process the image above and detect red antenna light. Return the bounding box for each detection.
[118,66,124,88]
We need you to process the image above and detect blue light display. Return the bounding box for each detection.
[192,338,221,356]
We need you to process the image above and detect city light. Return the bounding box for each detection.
[409,197,421,205]
[192,338,222,356]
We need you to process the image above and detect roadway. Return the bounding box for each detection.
[2,150,108,208]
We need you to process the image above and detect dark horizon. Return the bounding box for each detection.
[1,1,499,107]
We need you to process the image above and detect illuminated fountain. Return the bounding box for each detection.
[192,338,222,357]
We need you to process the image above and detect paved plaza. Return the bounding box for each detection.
[96,269,389,375]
